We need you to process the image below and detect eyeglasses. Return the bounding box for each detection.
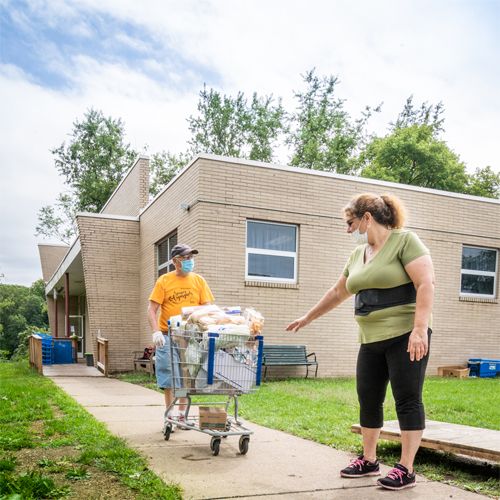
[174,254,193,261]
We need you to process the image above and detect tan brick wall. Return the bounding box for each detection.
[38,245,69,282]
[138,162,202,346]
[134,157,497,377]
[77,214,140,372]
[85,155,498,377]
[101,157,150,217]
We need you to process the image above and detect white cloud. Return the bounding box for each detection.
[0,58,196,285]
[1,0,499,286]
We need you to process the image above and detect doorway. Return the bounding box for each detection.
[69,315,84,358]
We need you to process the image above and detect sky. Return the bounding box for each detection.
[1,0,499,286]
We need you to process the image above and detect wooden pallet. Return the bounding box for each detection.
[437,365,470,378]
[351,420,500,462]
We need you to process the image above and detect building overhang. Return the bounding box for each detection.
[45,238,84,297]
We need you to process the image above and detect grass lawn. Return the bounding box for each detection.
[118,371,500,498]
[0,361,182,499]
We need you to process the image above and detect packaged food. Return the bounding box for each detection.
[244,307,265,334]
[222,306,242,315]
[182,304,222,320]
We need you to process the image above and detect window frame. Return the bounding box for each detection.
[245,220,298,284]
[156,231,178,277]
[460,245,498,299]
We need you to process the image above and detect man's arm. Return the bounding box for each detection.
[148,300,161,331]
[148,300,165,347]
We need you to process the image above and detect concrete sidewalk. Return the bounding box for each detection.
[48,376,486,500]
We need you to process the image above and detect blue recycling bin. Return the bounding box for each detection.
[53,340,73,364]
[468,359,500,378]
[38,333,53,365]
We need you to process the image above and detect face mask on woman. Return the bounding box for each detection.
[351,218,368,245]
[181,259,195,273]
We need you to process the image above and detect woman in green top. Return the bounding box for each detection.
[286,193,434,491]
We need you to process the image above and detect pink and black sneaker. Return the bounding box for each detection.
[340,455,380,478]
[377,463,416,490]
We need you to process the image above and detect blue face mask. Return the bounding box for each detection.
[181,259,194,273]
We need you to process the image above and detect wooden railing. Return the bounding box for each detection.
[29,335,43,374]
[96,336,109,376]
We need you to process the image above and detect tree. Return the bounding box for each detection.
[287,69,379,174]
[466,166,500,198]
[36,109,137,242]
[360,124,469,192]
[359,96,476,194]
[35,193,77,245]
[149,151,190,197]
[391,95,445,134]
[0,280,48,357]
[187,85,285,162]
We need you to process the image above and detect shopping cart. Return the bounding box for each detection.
[162,326,264,456]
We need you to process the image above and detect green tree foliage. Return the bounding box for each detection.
[360,97,499,197]
[149,151,190,197]
[390,95,445,134]
[360,124,469,192]
[288,69,379,174]
[0,279,48,356]
[360,97,469,193]
[465,166,500,198]
[35,193,77,245]
[187,85,285,162]
[148,86,286,197]
[36,109,137,242]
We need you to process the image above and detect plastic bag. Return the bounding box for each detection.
[244,307,265,334]
[185,337,203,378]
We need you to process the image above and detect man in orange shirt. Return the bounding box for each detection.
[148,244,214,424]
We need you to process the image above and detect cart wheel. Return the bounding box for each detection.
[164,424,172,441]
[210,437,221,456]
[239,435,250,455]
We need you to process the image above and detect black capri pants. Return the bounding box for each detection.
[356,329,431,431]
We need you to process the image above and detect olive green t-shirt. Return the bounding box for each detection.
[342,229,430,344]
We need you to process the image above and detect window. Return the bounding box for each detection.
[461,246,498,298]
[157,231,177,277]
[246,220,298,283]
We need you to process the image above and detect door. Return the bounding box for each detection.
[69,315,84,358]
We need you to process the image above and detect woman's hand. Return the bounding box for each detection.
[407,328,429,362]
[285,315,311,333]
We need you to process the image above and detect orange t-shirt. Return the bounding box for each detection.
[149,271,215,331]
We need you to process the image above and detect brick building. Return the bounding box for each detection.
[38,154,500,375]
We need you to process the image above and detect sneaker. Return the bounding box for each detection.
[377,463,416,490]
[177,413,193,430]
[340,455,380,478]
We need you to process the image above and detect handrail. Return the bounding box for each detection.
[96,336,109,377]
[29,335,43,374]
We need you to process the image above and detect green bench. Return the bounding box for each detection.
[262,344,318,380]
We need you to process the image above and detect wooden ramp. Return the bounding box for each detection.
[351,420,500,462]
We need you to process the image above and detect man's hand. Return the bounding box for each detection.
[152,331,165,347]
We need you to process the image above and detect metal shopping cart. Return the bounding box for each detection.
[163,326,264,456]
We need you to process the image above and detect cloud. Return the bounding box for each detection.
[0,56,197,286]
[0,0,499,286]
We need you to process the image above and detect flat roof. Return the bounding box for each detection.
[141,153,500,216]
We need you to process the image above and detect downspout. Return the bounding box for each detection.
[65,272,70,338]
[53,289,58,338]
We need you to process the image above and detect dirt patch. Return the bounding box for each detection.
[12,447,139,499]
[51,405,66,419]
[29,420,45,435]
